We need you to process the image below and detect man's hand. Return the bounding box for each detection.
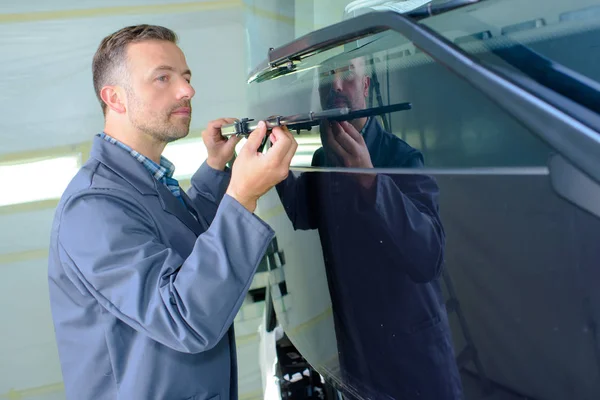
[324,121,376,189]
[202,118,243,171]
[325,121,373,169]
[226,122,298,212]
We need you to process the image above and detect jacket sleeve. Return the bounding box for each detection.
[357,154,445,283]
[57,189,274,354]
[276,171,320,231]
[185,161,231,224]
[275,148,326,231]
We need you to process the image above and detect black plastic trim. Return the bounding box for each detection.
[264,286,277,333]
[490,42,600,116]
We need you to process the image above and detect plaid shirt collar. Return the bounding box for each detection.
[98,132,182,200]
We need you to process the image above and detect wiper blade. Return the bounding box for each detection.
[220,102,412,137]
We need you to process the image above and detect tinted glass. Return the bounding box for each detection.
[245,30,553,169]
[435,1,600,88]
[246,1,600,399]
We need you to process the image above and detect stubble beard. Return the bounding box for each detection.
[127,90,191,144]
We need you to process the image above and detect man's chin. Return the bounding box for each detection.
[165,130,189,143]
[158,123,190,143]
[325,101,349,110]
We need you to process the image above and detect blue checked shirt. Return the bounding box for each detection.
[98,133,185,205]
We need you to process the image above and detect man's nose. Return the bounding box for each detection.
[177,80,195,99]
[332,76,343,92]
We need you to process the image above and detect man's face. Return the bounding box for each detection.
[123,40,195,143]
[318,57,370,112]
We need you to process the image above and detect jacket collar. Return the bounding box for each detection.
[89,135,203,236]
[361,116,380,151]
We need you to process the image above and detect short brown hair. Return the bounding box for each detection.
[92,24,178,115]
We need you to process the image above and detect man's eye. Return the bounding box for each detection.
[157,75,169,82]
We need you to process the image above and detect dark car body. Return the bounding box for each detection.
[245,1,600,399]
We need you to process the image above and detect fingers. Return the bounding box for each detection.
[326,126,349,159]
[269,127,297,178]
[264,126,292,161]
[224,134,242,150]
[203,118,238,139]
[279,127,298,165]
[244,121,267,153]
[338,121,363,142]
[208,118,238,130]
[241,123,296,169]
[331,122,359,155]
[272,126,296,157]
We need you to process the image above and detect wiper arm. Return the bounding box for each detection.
[220,102,412,137]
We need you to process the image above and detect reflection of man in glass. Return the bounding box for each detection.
[276,53,464,399]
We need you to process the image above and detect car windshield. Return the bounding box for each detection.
[244,0,600,168]
[250,0,600,89]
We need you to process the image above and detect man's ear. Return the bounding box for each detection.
[363,76,371,98]
[100,85,127,114]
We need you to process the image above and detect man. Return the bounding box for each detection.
[276,55,464,399]
[47,24,297,400]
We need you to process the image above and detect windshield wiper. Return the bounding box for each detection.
[220,102,412,137]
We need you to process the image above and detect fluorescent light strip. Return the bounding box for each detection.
[163,137,323,177]
[0,135,321,208]
[0,155,81,207]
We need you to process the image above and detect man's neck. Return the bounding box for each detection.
[351,117,368,133]
[103,122,165,164]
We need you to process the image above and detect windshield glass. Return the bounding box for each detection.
[424,0,600,115]
[245,29,554,169]
[244,0,600,168]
